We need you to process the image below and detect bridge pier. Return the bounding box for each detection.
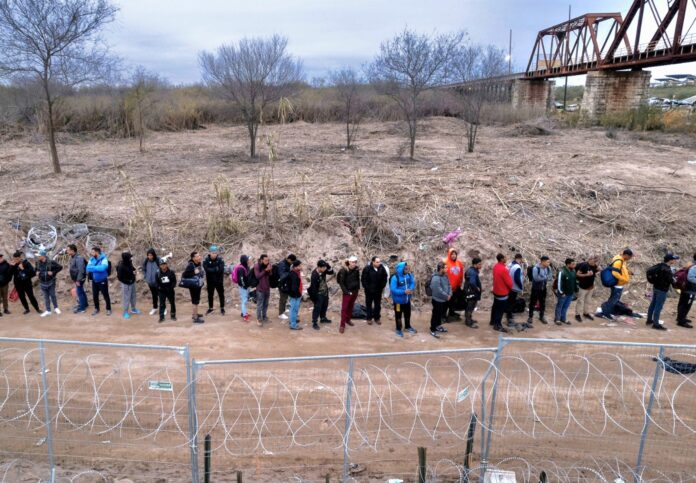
[512,79,555,111]
[581,70,651,119]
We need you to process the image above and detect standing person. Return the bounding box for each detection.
[142,248,161,316]
[600,249,633,320]
[463,257,483,329]
[117,252,139,319]
[528,256,552,325]
[182,251,205,324]
[253,254,272,327]
[204,246,226,316]
[554,258,577,326]
[490,254,512,333]
[36,249,63,317]
[234,255,252,322]
[445,248,465,321]
[506,254,525,329]
[0,253,11,316]
[676,253,696,328]
[9,251,40,314]
[646,254,680,331]
[391,261,417,337]
[286,260,304,331]
[337,255,360,334]
[429,262,451,338]
[156,259,177,323]
[309,260,334,330]
[361,256,388,325]
[67,245,88,314]
[276,254,296,320]
[575,256,599,322]
[86,246,112,316]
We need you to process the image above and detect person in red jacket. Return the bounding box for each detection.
[490,253,512,333]
[444,248,465,321]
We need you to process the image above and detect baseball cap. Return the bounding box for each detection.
[158,259,168,265]
[38,249,47,257]
[664,253,680,262]
[348,255,358,263]
[209,246,219,253]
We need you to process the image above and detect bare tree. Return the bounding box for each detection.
[452,44,507,153]
[329,67,365,150]
[127,67,166,152]
[199,35,304,158]
[0,0,118,174]
[367,28,464,159]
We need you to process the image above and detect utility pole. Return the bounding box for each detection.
[563,4,571,110]
[508,29,513,75]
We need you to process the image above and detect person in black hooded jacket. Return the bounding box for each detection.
[9,251,40,314]
[0,253,11,316]
[361,257,388,325]
[235,255,251,321]
[117,252,139,319]
[203,245,225,315]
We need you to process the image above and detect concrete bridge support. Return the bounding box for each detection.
[581,70,651,119]
[511,79,555,111]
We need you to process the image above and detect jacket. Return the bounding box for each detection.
[87,254,109,283]
[287,269,303,299]
[11,259,35,285]
[277,259,292,283]
[361,263,388,294]
[444,248,464,290]
[609,255,630,286]
[390,262,415,305]
[309,265,334,299]
[156,268,177,292]
[69,254,87,283]
[337,264,360,295]
[253,262,271,293]
[142,249,160,287]
[492,262,513,299]
[430,272,452,303]
[203,255,225,284]
[557,266,578,296]
[575,261,598,290]
[235,256,250,288]
[464,266,482,301]
[686,264,696,295]
[0,260,10,287]
[650,262,675,292]
[532,264,551,290]
[509,262,524,293]
[117,252,136,285]
[183,261,204,285]
[36,259,62,288]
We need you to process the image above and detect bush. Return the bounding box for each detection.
[600,106,664,131]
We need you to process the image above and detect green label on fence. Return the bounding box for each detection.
[148,381,173,392]
[457,387,469,402]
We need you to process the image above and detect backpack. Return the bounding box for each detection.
[230,264,241,284]
[675,267,690,291]
[646,264,661,285]
[425,276,433,297]
[269,263,281,289]
[247,267,259,288]
[278,273,291,294]
[527,266,535,282]
[106,260,112,276]
[600,260,622,288]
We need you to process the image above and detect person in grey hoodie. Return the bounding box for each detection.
[68,244,88,313]
[430,262,452,338]
[142,248,161,316]
[528,256,552,326]
[36,249,62,317]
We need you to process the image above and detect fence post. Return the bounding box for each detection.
[185,347,200,482]
[634,346,665,483]
[342,357,355,483]
[480,336,507,483]
[38,341,56,483]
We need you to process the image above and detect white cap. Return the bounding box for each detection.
[348,255,358,263]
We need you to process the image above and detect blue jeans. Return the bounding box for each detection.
[647,289,668,324]
[289,297,301,329]
[601,286,623,316]
[554,294,573,322]
[76,282,88,310]
[239,287,249,316]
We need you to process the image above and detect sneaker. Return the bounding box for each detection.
[106,310,112,316]
[131,308,141,315]
[539,317,548,325]
[256,320,263,327]
[279,314,289,320]
[23,309,30,315]
[221,309,225,316]
[367,319,373,325]
[374,319,381,326]
[346,320,354,327]
[430,331,440,339]
[171,315,177,321]
[652,323,667,331]
[493,326,508,333]
[149,308,158,316]
[92,310,100,316]
[466,322,479,329]
[526,317,534,326]
[73,308,86,314]
[163,309,167,316]
[243,314,250,322]
[575,315,582,323]
[123,312,131,319]
[436,326,448,333]
[646,319,653,326]
[406,327,417,334]
[312,323,320,331]
[193,317,205,324]
[554,320,562,326]
[563,320,571,325]
[159,317,165,323]
[290,325,303,331]
[206,308,214,315]
[320,318,332,324]
[583,314,594,321]
[395,330,404,338]
[40,311,51,318]
[53,308,61,315]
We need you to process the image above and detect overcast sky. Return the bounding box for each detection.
[106,0,695,86]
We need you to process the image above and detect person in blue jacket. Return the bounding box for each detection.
[390,261,416,337]
[86,246,111,316]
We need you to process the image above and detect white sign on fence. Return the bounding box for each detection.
[484,469,517,483]
[148,381,173,392]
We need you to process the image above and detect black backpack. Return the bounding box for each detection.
[269,263,280,289]
[247,267,259,288]
[527,266,535,282]
[646,264,661,285]
[425,276,433,297]
[279,273,291,294]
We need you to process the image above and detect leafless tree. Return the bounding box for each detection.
[127,67,166,152]
[452,44,507,153]
[199,35,304,158]
[0,0,119,174]
[367,28,464,159]
[329,67,365,150]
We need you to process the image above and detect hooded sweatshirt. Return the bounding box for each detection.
[87,253,109,283]
[203,254,225,284]
[142,248,160,287]
[390,262,415,305]
[609,255,630,287]
[117,252,136,285]
[492,261,513,299]
[430,271,452,303]
[235,255,250,288]
[444,248,464,290]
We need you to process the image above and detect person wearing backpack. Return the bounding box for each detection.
[554,258,577,326]
[646,254,680,330]
[87,246,112,316]
[676,253,696,329]
[309,260,334,330]
[36,249,63,317]
[464,257,483,329]
[361,256,388,325]
[0,253,11,316]
[528,256,552,326]
[9,251,40,314]
[182,251,205,324]
[506,254,525,329]
[286,260,304,331]
[600,249,633,320]
[117,252,139,320]
[156,259,177,323]
[233,255,252,322]
[574,256,599,322]
[68,244,88,314]
[391,261,416,337]
[429,262,451,338]
[142,248,161,316]
[337,255,361,334]
[276,254,296,321]
[253,254,272,327]
[204,246,226,316]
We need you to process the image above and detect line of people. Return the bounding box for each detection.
[0,245,694,337]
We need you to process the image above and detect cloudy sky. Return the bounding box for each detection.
[106,0,695,85]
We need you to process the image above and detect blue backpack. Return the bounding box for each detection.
[600,260,622,288]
